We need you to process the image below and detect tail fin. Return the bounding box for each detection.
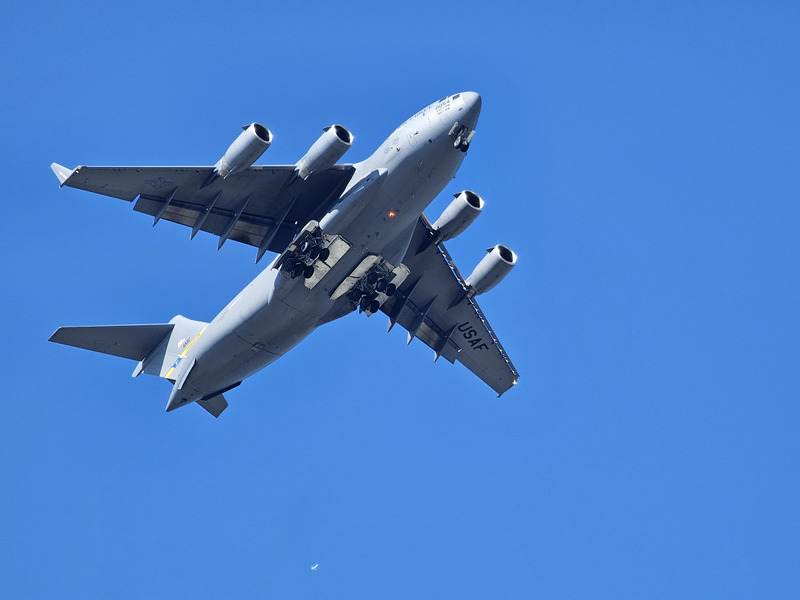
[49,315,208,380]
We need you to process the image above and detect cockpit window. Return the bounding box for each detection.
[452,93,461,99]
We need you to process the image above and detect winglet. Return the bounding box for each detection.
[50,163,75,187]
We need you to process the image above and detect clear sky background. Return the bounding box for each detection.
[1,1,798,598]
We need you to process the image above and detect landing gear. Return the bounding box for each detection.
[345,264,405,315]
[277,221,348,287]
[450,122,474,152]
[282,257,297,274]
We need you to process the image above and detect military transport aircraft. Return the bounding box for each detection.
[49,92,518,417]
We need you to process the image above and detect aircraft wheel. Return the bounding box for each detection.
[319,247,330,262]
[349,289,363,303]
[282,257,296,274]
[303,265,315,279]
[359,296,372,312]
[308,245,321,260]
[369,300,381,313]
[367,272,379,285]
[375,278,388,293]
[460,141,469,152]
[385,283,397,296]
[293,263,306,278]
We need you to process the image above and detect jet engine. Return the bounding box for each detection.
[214,123,273,178]
[465,244,517,295]
[431,190,484,242]
[295,125,353,180]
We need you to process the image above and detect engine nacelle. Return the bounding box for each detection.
[431,190,484,242]
[214,123,273,178]
[295,124,353,180]
[466,244,517,296]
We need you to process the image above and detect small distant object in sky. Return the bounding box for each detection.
[311,564,319,571]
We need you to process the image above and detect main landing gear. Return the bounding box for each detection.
[281,239,331,280]
[348,274,398,314]
[275,220,351,289]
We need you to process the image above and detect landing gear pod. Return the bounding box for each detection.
[466,244,517,295]
[214,123,273,179]
[295,124,353,180]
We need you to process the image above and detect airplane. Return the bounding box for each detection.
[311,564,319,571]
[49,92,519,418]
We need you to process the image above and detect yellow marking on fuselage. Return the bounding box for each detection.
[165,327,207,379]
[180,327,207,357]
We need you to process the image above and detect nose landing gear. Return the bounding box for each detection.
[449,121,475,152]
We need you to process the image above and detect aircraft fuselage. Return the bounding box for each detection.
[166,92,482,410]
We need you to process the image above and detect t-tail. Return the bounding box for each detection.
[49,315,228,417]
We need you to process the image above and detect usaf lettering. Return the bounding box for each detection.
[458,322,490,351]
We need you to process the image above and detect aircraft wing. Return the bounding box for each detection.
[51,163,355,261]
[381,216,519,396]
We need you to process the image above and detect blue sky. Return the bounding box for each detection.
[1,1,798,597]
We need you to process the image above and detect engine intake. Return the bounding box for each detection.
[432,190,484,242]
[295,124,353,180]
[466,244,517,296]
[214,123,273,178]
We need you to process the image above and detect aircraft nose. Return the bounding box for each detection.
[461,91,482,112]
[459,91,482,127]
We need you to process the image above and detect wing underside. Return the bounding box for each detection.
[52,163,355,259]
[381,217,519,395]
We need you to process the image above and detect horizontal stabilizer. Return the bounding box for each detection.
[198,394,228,418]
[49,324,174,361]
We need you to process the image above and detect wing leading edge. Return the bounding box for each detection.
[381,216,519,396]
[51,163,355,261]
